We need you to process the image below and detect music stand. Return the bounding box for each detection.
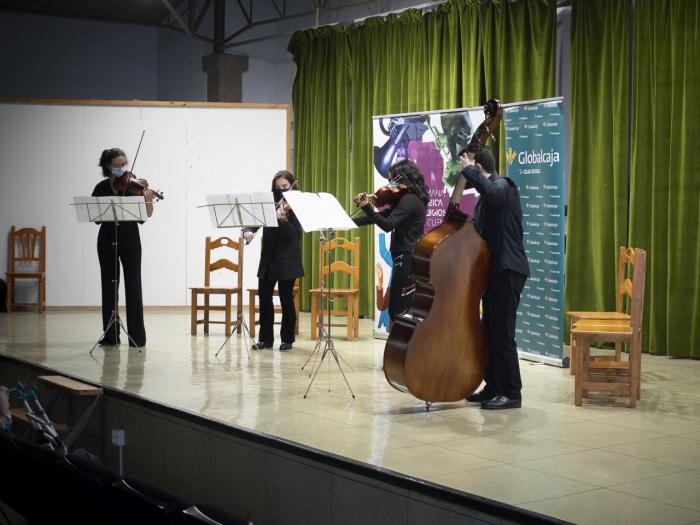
[72,196,152,354]
[282,191,357,399]
[199,192,278,357]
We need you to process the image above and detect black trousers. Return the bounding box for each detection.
[257,278,296,345]
[97,223,146,346]
[482,271,527,400]
[388,251,414,322]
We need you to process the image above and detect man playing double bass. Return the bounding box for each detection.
[458,148,530,410]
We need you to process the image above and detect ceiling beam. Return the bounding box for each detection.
[161,0,192,36]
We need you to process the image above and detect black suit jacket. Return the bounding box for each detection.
[462,166,530,280]
[245,211,304,282]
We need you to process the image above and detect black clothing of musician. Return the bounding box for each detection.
[243,171,304,350]
[353,160,428,321]
[92,148,154,348]
[460,148,530,408]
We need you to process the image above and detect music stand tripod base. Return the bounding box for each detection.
[303,228,355,399]
[215,314,252,359]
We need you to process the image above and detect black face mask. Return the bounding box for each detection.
[273,187,289,201]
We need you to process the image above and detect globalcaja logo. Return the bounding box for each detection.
[518,148,560,167]
[509,147,561,168]
[507,147,517,165]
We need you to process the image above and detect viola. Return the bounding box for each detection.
[354,179,408,209]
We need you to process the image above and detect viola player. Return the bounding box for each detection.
[243,170,303,351]
[353,160,428,322]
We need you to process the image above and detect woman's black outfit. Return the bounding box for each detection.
[244,208,304,347]
[92,178,147,347]
[353,192,427,321]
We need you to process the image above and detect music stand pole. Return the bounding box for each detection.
[301,230,328,373]
[199,195,276,360]
[90,199,142,354]
[301,230,355,375]
[304,228,355,399]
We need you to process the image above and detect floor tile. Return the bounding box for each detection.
[429,464,596,505]
[519,420,666,448]
[603,436,700,469]
[519,488,700,525]
[438,432,591,464]
[516,448,686,486]
[345,443,502,479]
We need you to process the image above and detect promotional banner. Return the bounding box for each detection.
[370,99,567,367]
[371,106,486,337]
[504,98,567,366]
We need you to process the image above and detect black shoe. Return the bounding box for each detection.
[99,337,120,346]
[251,342,272,350]
[279,342,293,351]
[129,341,145,348]
[466,389,493,403]
[481,395,521,410]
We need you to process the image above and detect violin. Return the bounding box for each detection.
[354,178,408,208]
[113,172,165,201]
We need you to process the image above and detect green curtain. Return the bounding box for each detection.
[289,0,556,317]
[348,1,481,316]
[564,0,631,342]
[287,26,352,310]
[629,0,700,356]
[480,0,557,170]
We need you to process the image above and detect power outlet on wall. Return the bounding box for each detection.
[111,428,125,446]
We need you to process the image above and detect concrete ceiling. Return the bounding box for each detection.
[0,0,188,27]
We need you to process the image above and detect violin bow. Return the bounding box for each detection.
[120,130,146,197]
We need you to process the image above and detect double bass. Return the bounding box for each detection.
[383,99,503,404]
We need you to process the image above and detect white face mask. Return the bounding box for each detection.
[110,167,127,177]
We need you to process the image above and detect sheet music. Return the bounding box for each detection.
[72,196,148,223]
[204,192,277,228]
[282,191,357,232]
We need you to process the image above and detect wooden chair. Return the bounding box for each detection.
[571,249,646,408]
[247,278,300,339]
[190,236,244,337]
[567,246,637,374]
[309,236,360,340]
[6,226,46,312]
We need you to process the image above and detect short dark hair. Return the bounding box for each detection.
[98,148,127,177]
[271,170,298,192]
[475,148,496,175]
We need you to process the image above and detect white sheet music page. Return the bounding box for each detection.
[72,196,146,223]
[205,193,276,228]
[282,191,357,232]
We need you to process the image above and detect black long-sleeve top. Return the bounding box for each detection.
[91,178,144,232]
[353,192,427,254]
[462,166,530,279]
[243,211,304,282]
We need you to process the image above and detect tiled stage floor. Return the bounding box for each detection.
[2,309,700,525]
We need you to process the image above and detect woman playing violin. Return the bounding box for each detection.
[243,170,304,351]
[353,159,428,322]
[92,148,154,347]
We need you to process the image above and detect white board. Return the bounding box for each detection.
[0,101,289,307]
